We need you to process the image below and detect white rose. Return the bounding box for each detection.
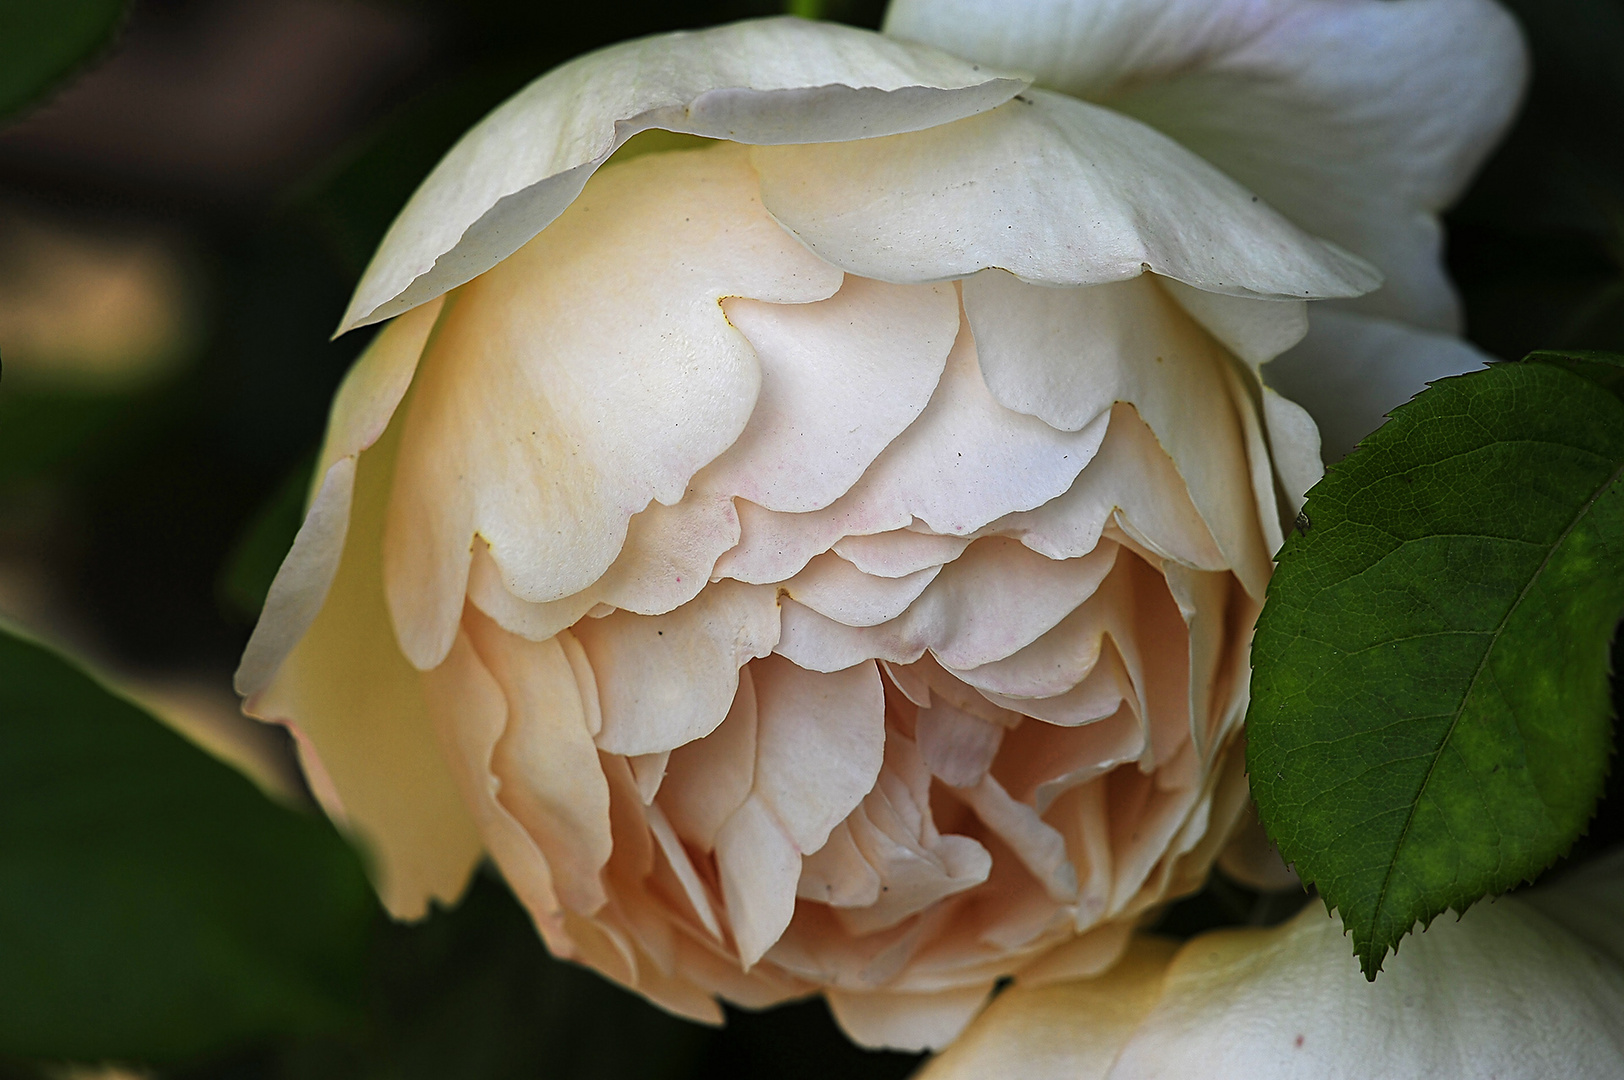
[235,2,1522,1051]
[917,851,1624,1078]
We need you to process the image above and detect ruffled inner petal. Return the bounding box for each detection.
[383,144,841,669]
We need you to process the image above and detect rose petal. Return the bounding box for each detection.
[991,402,1224,572]
[754,89,1377,299]
[784,552,942,629]
[715,792,803,968]
[463,611,614,916]
[963,270,1272,597]
[885,0,1524,330]
[247,404,482,920]
[343,16,1025,331]
[834,529,973,578]
[703,277,959,513]
[236,298,441,697]
[383,145,839,669]
[659,664,759,851]
[825,983,997,1053]
[1265,307,1491,460]
[575,579,780,757]
[912,935,1179,1080]
[1109,896,1624,1078]
[750,653,886,855]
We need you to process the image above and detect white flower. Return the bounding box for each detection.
[234,3,1523,1051]
[917,851,1624,1078]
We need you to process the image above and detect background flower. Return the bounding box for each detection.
[915,849,1624,1079]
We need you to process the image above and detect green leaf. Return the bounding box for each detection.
[0,0,127,123]
[0,625,375,1062]
[1248,357,1624,978]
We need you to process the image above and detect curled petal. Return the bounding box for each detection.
[383,146,838,668]
[886,0,1526,329]
[247,403,481,920]
[236,299,441,697]
[343,16,1025,331]
[754,89,1377,299]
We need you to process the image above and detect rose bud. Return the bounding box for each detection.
[235,4,1523,1052]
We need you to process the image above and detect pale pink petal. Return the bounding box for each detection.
[714,792,803,968]
[645,801,724,941]
[659,665,758,851]
[955,774,1079,904]
[834,528,972,578]
[910,936,1177,1080]
[784,552,941,628]
[702,277,958,512]
[754,91,1375,298]
[713,497,849,585]
[751,653,886,854]
[992,403,1224,571]
[574,580,778,758]
[1156,278,1307,365]
[628,751,670,804]
[915,699,1008,788]
[798,820,883,908]
[976,639,1135,729]
[963,270,1272,597]
[462,610,614,916]
[1015,920,1137,988]
[825,983,996,1052]
[837,798,991,935]
[777,539,1120,674]
[1012,705,1148,818]
[383,145,841,669]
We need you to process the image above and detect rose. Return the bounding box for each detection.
[916,852,1624,1078]
[234,3,1521,1052]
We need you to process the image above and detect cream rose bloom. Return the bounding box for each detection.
[235,3,1523,1052]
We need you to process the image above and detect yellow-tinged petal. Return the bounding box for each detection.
[235,298,441,697]
[342,16,1025,331]
[246,398,481,920]
[916,936,1179,1079]
[382,145,839,669]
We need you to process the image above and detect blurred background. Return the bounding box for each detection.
[0,0,1620,1077]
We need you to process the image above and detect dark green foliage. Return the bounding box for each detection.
[1249,356,1624,977]
[0,0,127,121]
[0,627,374,1062]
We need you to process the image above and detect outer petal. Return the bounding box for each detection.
[1107,898,1624,1078]
[235,298,441,697]
[914,936,1179,1079]
[1264,309,1491,460]
[383,146,839,669]
[341,16,1025,331]
[885,0,1526,329]
[753,89,1377,299]
[245,397,482,919]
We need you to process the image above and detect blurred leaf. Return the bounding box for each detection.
[1248,356,1624,978]
[219,456,313,622]
[0,625,374,1063]
[0,0,127,123]
[0,384,133,488]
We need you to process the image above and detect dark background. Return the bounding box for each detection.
[0,0,1618,1076]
